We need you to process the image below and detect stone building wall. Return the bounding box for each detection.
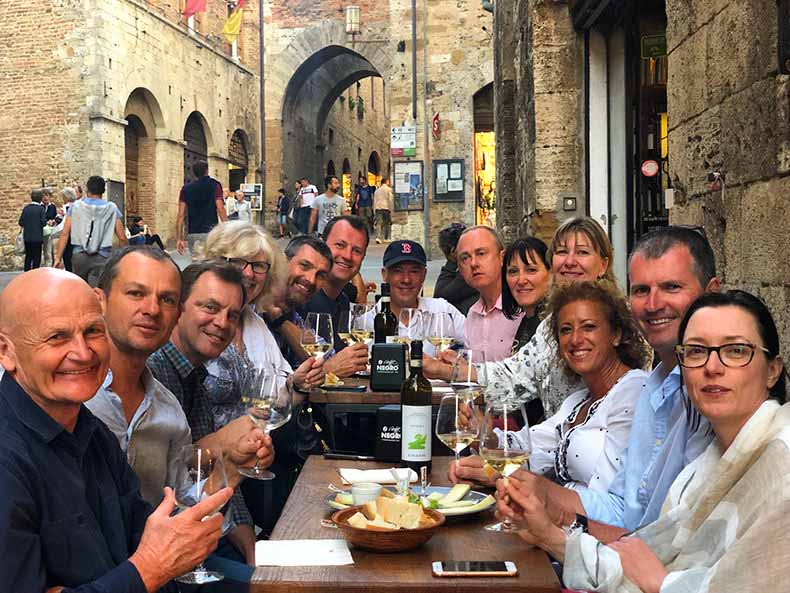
[0,0,262,269]
[493,0,585,247]
[665,0,790,350]
[322,76,390,195]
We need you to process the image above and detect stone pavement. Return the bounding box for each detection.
[0,239,446,297]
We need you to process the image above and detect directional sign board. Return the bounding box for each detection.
[391,125,417,157]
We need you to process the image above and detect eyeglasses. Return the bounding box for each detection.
[224,257,270,275]
[675,343,770,368]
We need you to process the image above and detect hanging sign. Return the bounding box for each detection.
[432,113,440,140]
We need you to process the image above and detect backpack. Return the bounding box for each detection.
[71,200,117,255]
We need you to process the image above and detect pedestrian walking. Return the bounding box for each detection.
[54,175,127,286]
[373,178,393,243]
[354,175,375,234]
[276,188,291,237]
[60,187,77,271]
[296,177,318,234]
[175,160,227,256]
[18,189,47,271]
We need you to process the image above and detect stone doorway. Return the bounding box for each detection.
[184,112,208,184]
[229,129,249,191]
[473,83,496,227]
[123,88,161,225]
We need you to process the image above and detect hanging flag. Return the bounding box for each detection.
[223,6,243,43]
[432,113,441,140]
[183,0,206,18]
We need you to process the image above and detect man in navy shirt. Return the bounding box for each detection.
[176,160,227,256]
[0,268,231,592]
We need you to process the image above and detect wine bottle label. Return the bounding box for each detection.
[401,405,432,462]
[385,336,399,344]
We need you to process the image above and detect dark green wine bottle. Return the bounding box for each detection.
[374,283,398,343]
[400,340,432,474]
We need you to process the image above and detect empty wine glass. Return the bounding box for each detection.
[450,349,487,404]
[301,312,333,359]
[238,365,293,480]
[479,395,531,532]
[426,311,456,355]
[435,394,479,462]
[172,445,229,584]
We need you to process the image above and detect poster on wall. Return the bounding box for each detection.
[433,159,464,202]
[242,183,263,211]
[393,161,424,211]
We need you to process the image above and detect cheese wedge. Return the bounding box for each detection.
[377,496,423,529]
[362,500,377,520]
[347,511,368,529]
[368,517,398,530]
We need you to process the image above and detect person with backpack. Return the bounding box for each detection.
[54,175,127,286]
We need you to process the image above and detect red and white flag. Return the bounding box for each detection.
[432,113,440,140]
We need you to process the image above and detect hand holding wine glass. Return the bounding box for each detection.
[168,445,232,584]
[239,365,293,481]
[480,396,531,532]
[436,394,480,462]
[302,312,333,359]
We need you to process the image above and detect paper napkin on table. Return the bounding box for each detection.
[255,539,354,566]
[339,467,418,485]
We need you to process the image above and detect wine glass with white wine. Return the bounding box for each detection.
[337,307,353,346]
[426,311,455,355]
[301,312,333,359]
[171,445,229,584]
[393,307,420,346]
[479,395,531,532]
[350,306,374,346]
[450,349,487,404]
[435,394,479,462]
[238,365,293,480]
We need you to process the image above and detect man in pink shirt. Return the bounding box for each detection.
[457,226,524,361]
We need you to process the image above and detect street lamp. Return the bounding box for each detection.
[345,5,361,34]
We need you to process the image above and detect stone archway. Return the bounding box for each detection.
[229,129,249,191]
[267,21,392,205]
[327,160,336,176]
[183,112,210,184]
[124,88,163,223]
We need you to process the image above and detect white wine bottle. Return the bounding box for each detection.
[400,340,432,474]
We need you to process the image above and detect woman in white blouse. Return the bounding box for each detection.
[524,280,649,492]
[456,280,650,493]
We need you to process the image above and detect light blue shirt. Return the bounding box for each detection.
[576,363,713,530]
[86,368,193,506]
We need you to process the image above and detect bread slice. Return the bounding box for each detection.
[367,517,398,530]
[347,511,368,529]
[376,495,424,529]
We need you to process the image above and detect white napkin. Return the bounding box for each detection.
[255,539,354,566]
[339,467,418,485]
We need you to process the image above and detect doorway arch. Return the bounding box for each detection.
[123,88,163,222]
[229,129,249,190]
[184,112,209,184]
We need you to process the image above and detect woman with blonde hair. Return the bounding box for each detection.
[200,220,324,428]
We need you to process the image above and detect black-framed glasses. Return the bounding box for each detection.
[675,342,770,368]
[224,257,270,275]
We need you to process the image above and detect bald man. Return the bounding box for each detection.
[0,269,232,593]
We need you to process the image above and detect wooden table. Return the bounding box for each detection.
[249,457,561,593]
[309,377,452,405]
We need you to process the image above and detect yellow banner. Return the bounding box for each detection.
[223,8,243,43]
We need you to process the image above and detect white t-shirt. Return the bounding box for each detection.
[236,200,252,223]
[364,296,466,357]
[311,193,346,234]
[299,185,319,208]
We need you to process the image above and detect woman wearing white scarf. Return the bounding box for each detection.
[497,290,790,593]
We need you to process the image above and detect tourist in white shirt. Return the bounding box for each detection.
[234,190,252,223]
[363,239,465,357]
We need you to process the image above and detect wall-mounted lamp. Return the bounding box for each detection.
[345,6,361,34]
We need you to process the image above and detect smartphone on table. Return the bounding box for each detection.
[432,561,518,577]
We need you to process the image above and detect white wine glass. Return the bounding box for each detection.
[426,311,455,354]
[450,349,487,404]
[337,307,353,346]
[172,445,229,584]
[350,307,374,346]
[238,365,293,480]
[479,396,531,532]
[435,394,479,462]
[301,312,333,359]
[394,307,420,346]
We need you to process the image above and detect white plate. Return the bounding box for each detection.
[324,486,494,517]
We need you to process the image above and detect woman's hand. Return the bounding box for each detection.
[422,354,452,380]
[496,476,567,560]
[448,455,498,486]
[293,356,325,390]
[608,537,667,593]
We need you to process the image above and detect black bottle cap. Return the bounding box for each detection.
[410,340,423,359]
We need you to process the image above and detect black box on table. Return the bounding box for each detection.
[370,343,407,392]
